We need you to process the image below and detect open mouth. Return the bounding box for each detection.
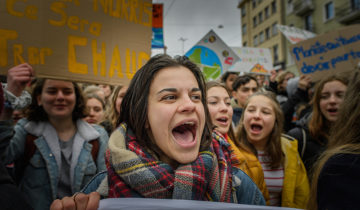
[250,123,263,133]
[327,108,338,115]
[216,117,228,125]
[172,121,197,147]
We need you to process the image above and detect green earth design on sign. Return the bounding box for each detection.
[185,46,222,81]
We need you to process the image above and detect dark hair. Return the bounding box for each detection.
[309,74,349,142]
[221,72,238,83]
[26,79,86,121]
[235,91,284,169]
[206,81,236,141]
[0,84,3,115]
[119,54,213,153]
[232,75,259,92]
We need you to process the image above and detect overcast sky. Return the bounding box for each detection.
[151,0,242,57]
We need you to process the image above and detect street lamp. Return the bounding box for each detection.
[179,37,187,55]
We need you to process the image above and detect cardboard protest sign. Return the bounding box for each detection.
[229,47,273,75]
[185,30,239,81]
[290,24,360,81]
[0,0,152,85]
[277,24,316,44]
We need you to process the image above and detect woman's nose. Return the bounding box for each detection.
[178,96,196,113]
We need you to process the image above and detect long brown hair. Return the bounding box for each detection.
[105,85,126,130]
[235,91,284,169]
[206,81,235,141]
[308,74,349,143]
[308,71,360,210]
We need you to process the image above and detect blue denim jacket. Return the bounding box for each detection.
[0,118,109,210]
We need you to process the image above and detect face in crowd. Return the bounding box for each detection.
[243,94,277,150]
[232,77,259,108]
[147,65,205,166]
[115,86,128,114]
[36,79,76,121]
[319,80,347,123]
[84,96,105,124]
[207,84,233,135]
[224,73,238,92]
[98,84,112,99]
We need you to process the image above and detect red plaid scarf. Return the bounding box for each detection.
[106,123,234,202]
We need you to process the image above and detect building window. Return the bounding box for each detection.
[241,6,246,17]
[324,1,334,21]
[243,41,247,47]
[260,31,265,43]
[272,22,278,36]
[254,35,258,46]
[273,44,278,63]
[265,6,269,18]
[252,0,257,9]
[304,14,313,31]
[351,0,360,10]
[259,12,263,23]
[242,24,247,35]
[271,1,277,14]
[265,27,270,40]
[287,0,293,14]
[253,16,257,27]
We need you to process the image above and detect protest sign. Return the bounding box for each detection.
[277,24,316,44]
[290,24,360,81]
[0,0,152,85]
[151,4,164,48]
[229,47,273,75]
[185,30,239,81]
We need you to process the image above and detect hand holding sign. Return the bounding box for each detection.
[7,63,33,97]
[50,192,100,210]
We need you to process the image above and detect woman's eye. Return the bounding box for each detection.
[191,94,201,101]
[94,107,102,112]
[336,92,344,99]
[46,90,57,95]
[162,95,176,101]
[63,91,73,95]
[320,94,329,99]
[207,101,217,105]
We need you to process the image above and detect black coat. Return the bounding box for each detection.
[317,153,360,210]
[287,114,327,174]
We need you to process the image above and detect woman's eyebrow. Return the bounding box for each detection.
[191,88,201,92]
[157,88,177,95]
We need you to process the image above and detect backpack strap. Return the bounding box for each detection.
[89,139,99,163]
[301,128,307,158]
[25,134,38,164]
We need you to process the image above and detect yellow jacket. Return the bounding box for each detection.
[280,135,310,208]
[226,136,270,204]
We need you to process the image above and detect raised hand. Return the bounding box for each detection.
[7,63,34,97]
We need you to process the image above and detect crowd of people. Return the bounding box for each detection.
[0,55,359,210]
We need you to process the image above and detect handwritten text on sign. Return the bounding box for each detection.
[0,0,152,85]
[290,25,360,81]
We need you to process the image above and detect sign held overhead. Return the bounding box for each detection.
[0,0,152,85]
[290,24,360,81]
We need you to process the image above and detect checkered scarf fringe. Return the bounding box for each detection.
[105,123,234,202]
